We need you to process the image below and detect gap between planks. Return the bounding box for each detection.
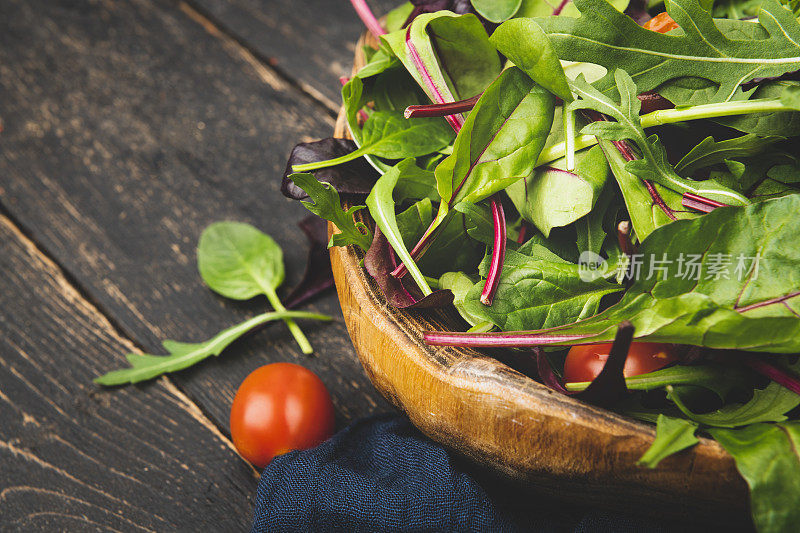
[0,205,258,479]
[178,0,341,118]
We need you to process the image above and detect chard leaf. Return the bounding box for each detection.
[439,271,488,326]
[637,415,699,468]
[489,17,573,101]
[383,11,502,108]
[710,422,800,533]
[569,70,749,206]
[535,0,800,103]
[451,195,800,352]
[435,67,555,217]
[290,173,372,251]
[471,0,523,21]
[391,160,440,202]
[397,198,433,251]
[94,310,331,385]
[367,161,433,295]
[675,134,785,176]
[507,144,611,237]
[293,111,454,172]
[669,381,800,427]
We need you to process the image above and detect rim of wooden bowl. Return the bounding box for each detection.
[327,30,748,521]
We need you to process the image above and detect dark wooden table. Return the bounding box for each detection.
[0,0,398,529]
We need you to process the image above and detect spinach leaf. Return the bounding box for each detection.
[94,310,331,385]
[471,0,523,21]
[290,173,373,251]
[435,67,555,220]
[397,198,434,250]
[293,111,454,172]
[489,17,572,102]
[506,145,610,237]
[516,0,629,17]
[575,185,615,256]
[711,422,800,533]
[535,0,800,103]
[391,159,440,202]
[418,207,488,277]
[367,161,433,295]
[637,415,699,469]
[439,271,489,327]
[675,134,785,176]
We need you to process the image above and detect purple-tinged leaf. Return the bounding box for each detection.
[281,138,379,200]
[284,216,335,309]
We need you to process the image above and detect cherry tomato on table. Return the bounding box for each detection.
[230,363,335,468]
[563,342,678,384]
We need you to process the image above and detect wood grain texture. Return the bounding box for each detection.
[186,0,399,107]
[0,215,257,530]
[0,0,388,433]
[328,34,750,523]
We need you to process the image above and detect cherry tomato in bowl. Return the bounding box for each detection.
[563,342,678,384]
[230,362,335,468]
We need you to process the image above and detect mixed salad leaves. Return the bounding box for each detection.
[282,0,800,529]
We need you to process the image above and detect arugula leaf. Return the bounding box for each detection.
[710,422,800,533]
[293,111,453,172]
[471,0,523,21]
[507,145,611,237]
[536,0,800,103]
[94,310,331,385]
[367,161,433,295]
[668,381,800,427]
[569,70,750,206]
[289,173,373,251]
[637,415,699,468]
[489,17,573,101]
[435,67,555,221]
[436,195,800,352]
[675,134,785,176]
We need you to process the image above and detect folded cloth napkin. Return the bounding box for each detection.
[251,414,690,532]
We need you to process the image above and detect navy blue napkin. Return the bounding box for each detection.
[251,414,687,532]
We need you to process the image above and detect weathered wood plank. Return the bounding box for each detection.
[0,0,388,433]
[0,215,257,530]
[187,0,399,106]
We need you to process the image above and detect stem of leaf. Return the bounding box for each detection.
[263,286,314,354]
[480,195,506,306]
[564,107,577,171]
[349,0,387,38]
[293,148,366,172]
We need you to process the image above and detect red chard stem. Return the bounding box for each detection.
[350,0,387,38]
[480,195,507,306]
[404,94,481,119]
[682,193,728,213]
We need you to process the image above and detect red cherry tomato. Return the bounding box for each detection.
[563,342,678,384]
[230,363,335,468]
[643,12,679,33]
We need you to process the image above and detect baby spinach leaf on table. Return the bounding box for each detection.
[471,0,523,22]
[281,138,379,200]
[435,67,556,222]
[94,310,331,386]
[637,415,700,469]
[367,161,434,295]
[289,173,373,251]
[428,195,800,352]
[293,111,454,172]
[383,11,502,118]
[535,0,800,104]
[675,134,785,176]
[506,145,611,237]
[668,380,800,427]
[710,422,800,533]
[489,17,572,102]
[569,70,750,206]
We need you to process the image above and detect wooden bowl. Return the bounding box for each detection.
[328,32,748,521]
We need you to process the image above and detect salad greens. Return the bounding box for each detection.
[290,0,800,529]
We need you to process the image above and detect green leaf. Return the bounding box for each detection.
[439,271,488,327]
[481,195,800,352]
[436,67,555,217]
[536,0,800,103]
[575,185,614,256]
[383,11,502,103]
[710,422,800,533]
[675,134,785,176]
[516,0,629,17]
[669,381,800,427]
[290,173,372,251]
[391,160,440,202]
[198,221,284,300]
[637,415,699,468]
[417,207,488,278]
[507,144,610,237]
[367,161,433,295]
[293,112,453,172]
[471,0,523,22]
[94,310,331,385]
[569,70,750,206]
[781,84,800,109]
[396,198,433,251]
[489,17,572,101]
